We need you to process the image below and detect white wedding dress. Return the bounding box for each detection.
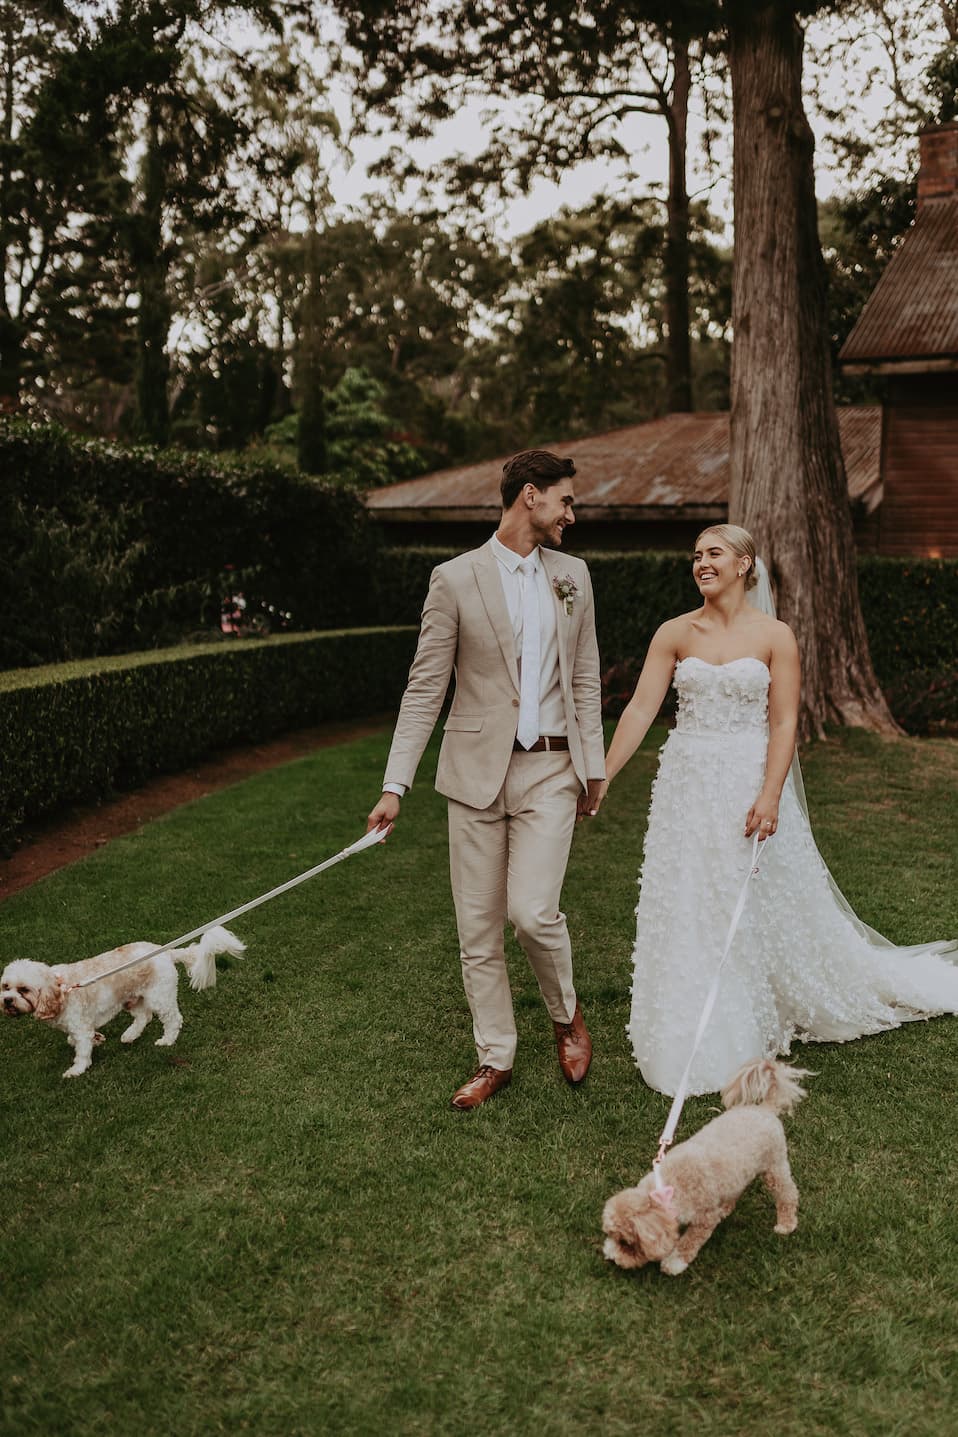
[628,656,958,1096]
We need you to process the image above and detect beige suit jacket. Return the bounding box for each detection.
[383,540,606,810]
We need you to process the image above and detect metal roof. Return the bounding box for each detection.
[839,198,958,367]
[365,407,883,521]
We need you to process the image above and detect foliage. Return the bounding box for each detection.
[468,198,731,440]
[334,1,732,412]
[820,178,916,404]
[0,0,132,405]
[0,418,382,666]
[882,666,958,736]
[856,556,958,681]
[807,1,958,189]
[4,0,955,471]
[0,627,417,854]
[5,2,328,438]
[258,367,429,487]
[1,724,957,1432]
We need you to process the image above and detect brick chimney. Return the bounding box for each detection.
[917,120,958,210]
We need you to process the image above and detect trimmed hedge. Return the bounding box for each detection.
[0,418,380,668]
[855,556,958,684]
[375,546,958,731]
[0,628,417,855]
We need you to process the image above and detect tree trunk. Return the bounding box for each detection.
[0,7,22,409]
[0,313,23,409]
[296,224,327,475]
[664,35,693,412]
[134,104,171,446]
[727,4,897,739]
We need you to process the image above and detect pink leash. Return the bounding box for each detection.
[651,830,771,1201]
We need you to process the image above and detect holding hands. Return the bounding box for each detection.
[577,777,608,820]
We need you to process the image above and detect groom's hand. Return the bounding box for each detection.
[367,792,401,834]
[577,778,607,820]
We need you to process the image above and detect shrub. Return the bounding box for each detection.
[880,666,958,737]
[0,627,417,855]
[855,557,958,683]
[0,418,382,668]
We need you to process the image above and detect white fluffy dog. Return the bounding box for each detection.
[602,1058,810,1276]
[1,926,245,1077]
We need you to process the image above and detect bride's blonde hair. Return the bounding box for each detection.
[695,524,758,591]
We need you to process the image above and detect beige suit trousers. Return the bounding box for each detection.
[447,748,581,1070]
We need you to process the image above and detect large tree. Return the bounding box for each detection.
[0,0,125,408]
[338,0,900,736]
[9,1,304,438]
[725,1,895,735]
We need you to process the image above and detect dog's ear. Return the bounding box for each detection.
[35,977,64,1022]
[632,1204,679,1262]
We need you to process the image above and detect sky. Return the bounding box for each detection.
[316,7,936,242]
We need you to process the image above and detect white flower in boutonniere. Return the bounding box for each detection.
[552,574,579,616]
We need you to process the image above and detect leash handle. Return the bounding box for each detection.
[70,825,392,989]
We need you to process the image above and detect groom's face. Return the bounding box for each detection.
[530,482,576,549]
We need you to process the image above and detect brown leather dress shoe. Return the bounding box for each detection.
[554,1003,592,1084]
[451,1065,512,1110]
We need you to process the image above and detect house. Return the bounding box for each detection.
[364,408,882,553]
[365,124,957,557]
[838,120,958,558]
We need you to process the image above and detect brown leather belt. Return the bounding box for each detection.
[513,735,570,752]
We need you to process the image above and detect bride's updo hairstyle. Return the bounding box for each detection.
[695,524,758,591]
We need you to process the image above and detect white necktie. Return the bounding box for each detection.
[516,557,540,750]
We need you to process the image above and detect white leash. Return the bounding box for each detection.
[652,830,770,1199]
[71,825,393,990]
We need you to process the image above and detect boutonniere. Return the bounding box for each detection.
[552,574,579,616]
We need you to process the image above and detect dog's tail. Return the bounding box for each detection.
[173,926,246,991]
[721,1057,812,1115]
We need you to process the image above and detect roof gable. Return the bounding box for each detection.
[365,408,882,520]
[839,199,958,368]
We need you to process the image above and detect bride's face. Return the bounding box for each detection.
[692,534,741,596]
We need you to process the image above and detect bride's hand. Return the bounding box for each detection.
[745,792,779,840]
[577,778,608,820]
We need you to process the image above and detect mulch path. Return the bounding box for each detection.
[0,716,391,903]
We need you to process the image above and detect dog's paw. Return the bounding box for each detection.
[660,1254,688,1276]
[62,1064,90,1078]
[774,1219,798,1235]
[154,1035,179,1047]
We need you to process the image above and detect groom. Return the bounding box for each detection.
[366,449,606,1109]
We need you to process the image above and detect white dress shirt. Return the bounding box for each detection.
[489,533,566,739]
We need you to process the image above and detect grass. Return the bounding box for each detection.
[1,726,957,1437]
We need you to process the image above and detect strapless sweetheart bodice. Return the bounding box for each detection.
[673,656,770,736]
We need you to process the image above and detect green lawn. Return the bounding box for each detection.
[2,727,957,1437]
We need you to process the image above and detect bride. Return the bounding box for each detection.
[599,524,958,1097]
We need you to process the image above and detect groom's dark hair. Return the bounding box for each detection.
[500,449,576,510]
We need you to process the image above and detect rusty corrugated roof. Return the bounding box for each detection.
[365,408,882,519]
[839,198,958,365]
